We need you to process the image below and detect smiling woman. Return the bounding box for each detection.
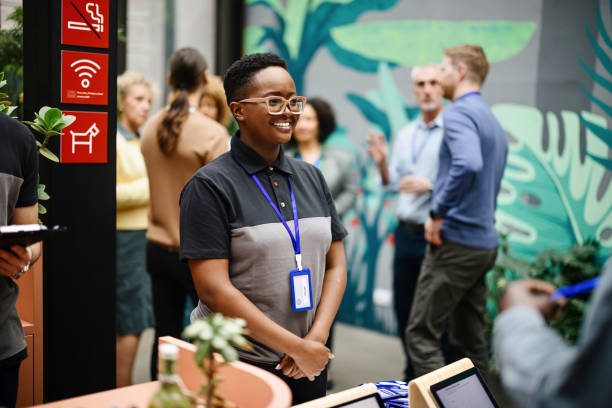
[226,63,303,161]
[179,53,348,405]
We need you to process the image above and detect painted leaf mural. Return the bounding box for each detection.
[330,21,537,67]
[243,0,611,335]
[494,104,612,260]
[580,0,612,171]
[245,0,399,92]
[245,0,537,89]
[339,63,411,333]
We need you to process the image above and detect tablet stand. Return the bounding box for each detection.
[408,358,474,408]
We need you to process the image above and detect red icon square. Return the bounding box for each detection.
[61,51,108,105]
[61,0,109,49]
[61,111,108,163]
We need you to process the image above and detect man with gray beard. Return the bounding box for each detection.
[367,64,447,381]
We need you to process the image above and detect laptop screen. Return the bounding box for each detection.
[429,367,499,408]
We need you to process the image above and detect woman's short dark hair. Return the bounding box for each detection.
[223,53,288,105]
[158,47,207,155]
[308,97,336,143]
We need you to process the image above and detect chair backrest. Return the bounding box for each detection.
[158,336,292,407]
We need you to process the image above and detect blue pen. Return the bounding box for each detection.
[551,277,601,300]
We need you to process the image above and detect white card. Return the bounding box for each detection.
[291,268,313,311]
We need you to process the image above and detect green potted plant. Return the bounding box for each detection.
[487,236,603,345]
[1,72,75,214]
[183,313,252,408]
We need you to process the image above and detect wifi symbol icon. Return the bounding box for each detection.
[70,59,101,89]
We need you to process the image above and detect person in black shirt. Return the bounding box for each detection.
[0,113,41,408]
[179,53,347,404]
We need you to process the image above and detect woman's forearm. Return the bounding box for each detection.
[189,258,303,356]
[189,258,333,377]
[307,240,347,342]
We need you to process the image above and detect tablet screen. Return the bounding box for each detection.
[430,367,498,408]
[334,393,385,408]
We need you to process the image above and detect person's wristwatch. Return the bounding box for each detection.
[429,209,443,220]
[11,262,30,280]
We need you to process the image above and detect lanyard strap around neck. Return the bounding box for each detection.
[251,174,302,270]
[411,127,433,164]
[456,91,480,102]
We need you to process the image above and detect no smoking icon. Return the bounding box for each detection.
[61,0,109,49]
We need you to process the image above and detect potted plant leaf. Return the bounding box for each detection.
[183,313,252,408]
[2,71,75,214]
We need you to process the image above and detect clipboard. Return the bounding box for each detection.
[0,224,66,249]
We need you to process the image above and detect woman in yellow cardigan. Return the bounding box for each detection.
[116,71,154,387]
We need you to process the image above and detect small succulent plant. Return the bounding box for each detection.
[183,313,252,407]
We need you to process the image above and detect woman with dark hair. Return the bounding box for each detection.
[179,53,347,404]
[291,98,356,388]
[140,47,228,379]
[291,98,357,220]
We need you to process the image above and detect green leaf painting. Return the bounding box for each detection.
[339,62,415,333]
[243,0,611,336]
[330,21,536,66]
[243,26,269,55]
[245,0,284,17]
[324,126,356,152]
[245,0,399,92]
[245,0,536,90]
[579,0,612,171]
[309,0,353,11]
[346,62,412,140]
[282,1,308,59]
[494,104,612,259]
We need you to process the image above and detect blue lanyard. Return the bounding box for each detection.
[455,91,480,102]
[251,174,302,271]
[411,126,434,164]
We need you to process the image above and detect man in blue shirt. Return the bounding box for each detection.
[367,64,445,381]
[405,45,508,377]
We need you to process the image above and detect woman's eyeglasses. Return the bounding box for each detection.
[237,96,307,115]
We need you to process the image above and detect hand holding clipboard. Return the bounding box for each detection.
[0,224,66,249]
[0,224,65,279]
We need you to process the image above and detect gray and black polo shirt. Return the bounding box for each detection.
[180,132,347,363]
[0,113,38,363]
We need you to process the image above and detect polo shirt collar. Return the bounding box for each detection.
[117,121,139,140]
[230,131,293,175]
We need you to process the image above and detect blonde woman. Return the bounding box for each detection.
[199,74,238,136]
[116,71,155,387]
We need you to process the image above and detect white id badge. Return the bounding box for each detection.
[290,268,313,312]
